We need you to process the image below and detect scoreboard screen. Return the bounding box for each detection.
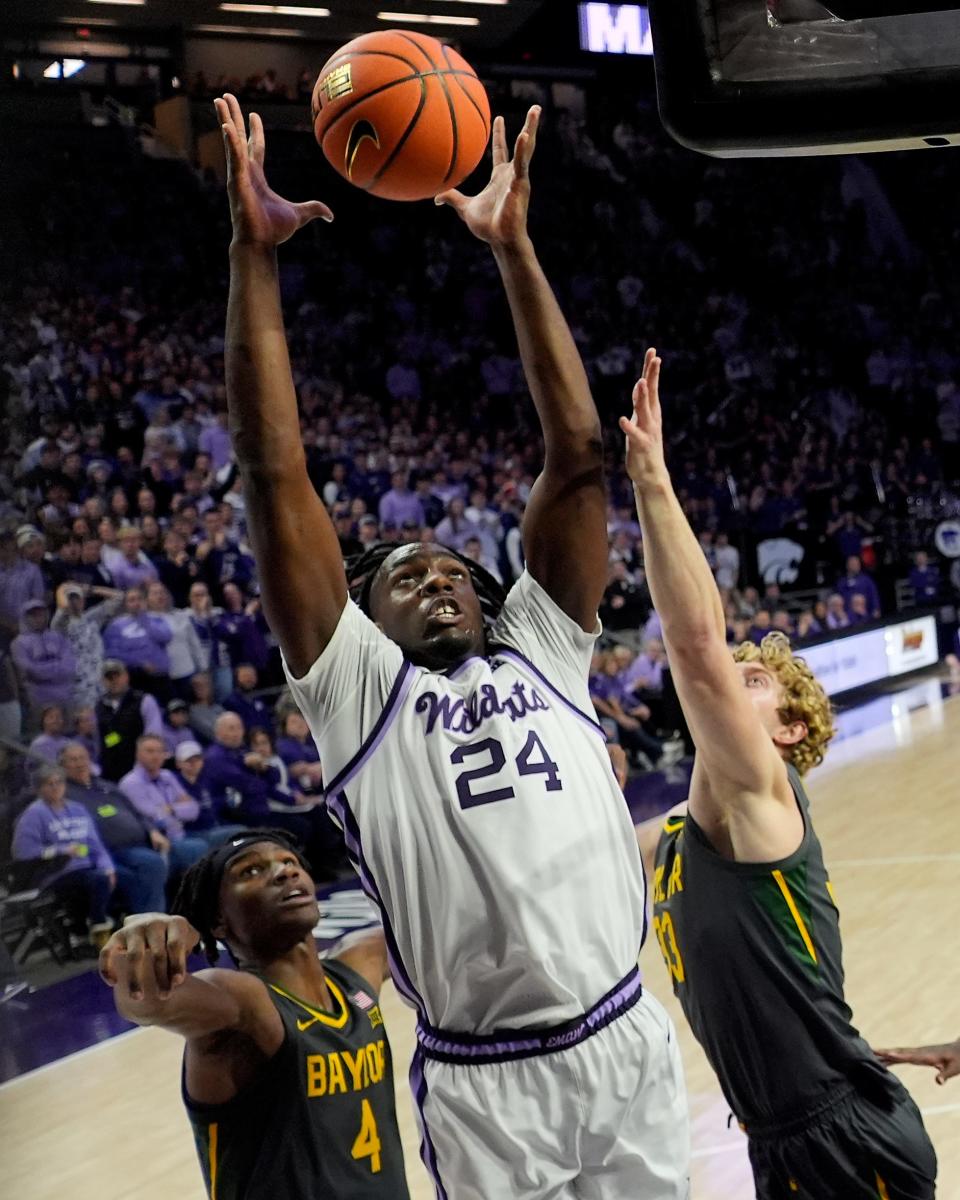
[578,4,654,55]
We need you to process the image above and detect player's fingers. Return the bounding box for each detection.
[632,376,650,422]
[520,105,540,159]
[433,188,469,216]
[513,132,533,181]
[491,115,507,167]
[144,922,171,995]
[224,92,247,141]
[219,119,246,179]
[122,929,147,998]
[248,111,266,166]
[647,355,662,404]
[98,929,127,985]
[295,199,335,225]
[165,931,188,989]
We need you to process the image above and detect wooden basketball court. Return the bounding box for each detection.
[3,687,958,1199]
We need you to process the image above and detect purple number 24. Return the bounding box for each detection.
[451,731,562,810]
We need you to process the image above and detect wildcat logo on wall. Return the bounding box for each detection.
[934,520,960,559]
[757,537,805,585]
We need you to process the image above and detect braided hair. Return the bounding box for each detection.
[170,828,311,966]
[345,541,508,636]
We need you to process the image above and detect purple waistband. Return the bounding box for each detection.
[415,966,642,1064]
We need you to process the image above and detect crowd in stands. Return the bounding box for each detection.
[3,72,960,945]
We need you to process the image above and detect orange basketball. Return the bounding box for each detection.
[311,30,491,202]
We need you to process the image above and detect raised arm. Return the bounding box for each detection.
[621,352,801,860]
[216,94,347,678]
[436,109,607,631]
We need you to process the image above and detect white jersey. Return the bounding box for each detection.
[284,570,647,1033]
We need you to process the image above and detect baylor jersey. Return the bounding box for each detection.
[184,959,409,1199]
[652,766,897,1128]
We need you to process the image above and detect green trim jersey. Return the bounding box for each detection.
[652,766,897,1128]
[184,959,409,1200]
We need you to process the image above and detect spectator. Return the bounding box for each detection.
[187,670,224,744]
[162,697,196,759]
[50,581,122,710]
[198,408,232,471]
[185,581,231,699]
[589,651,667,770]
[908,551,941,606]
[622,638,667,699]
[378,469,424,529]
[12,763,115,947]
[118,735,208,874]
[73,705,102,767]
[71,536,115,592]
[0,527,45,648]
[848,593,871,625]
[29,704,71,762]
[214,582,269,672]
[836,555,881,619]
[224,663,274,735]
[201,713,335,864]
[95,660,164,782]
[434,496,482,552]
[275,709,324,794]
[712,530,740,591]
[0,644,21,742]
[102,586,172,696]
[61,741,168,915]
[10,599,76,728]
[154,529,197,607]
[461,534,503,585]
[795,609,822,641]
[172,739,246,844]
[749,609,773,644]
[146,580,205,695]
[109,526,159,591]
[825,593,851,631]
[600,559,647,631]
[15,525,53,593]
[772,608,795,637]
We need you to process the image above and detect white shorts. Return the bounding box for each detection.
[409,973,690,1199]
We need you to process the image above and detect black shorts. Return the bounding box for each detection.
[747,1085,937,1200]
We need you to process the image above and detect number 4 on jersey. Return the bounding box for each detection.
[351,1098,382,1173]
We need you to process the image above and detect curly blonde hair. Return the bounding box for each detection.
[732,631,836,775]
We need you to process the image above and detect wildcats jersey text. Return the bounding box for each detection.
[283,570,647,1034]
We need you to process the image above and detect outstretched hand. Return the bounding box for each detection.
[876,1040,960,1085]
[434,106,540,250]
[620,349,669,494]
[215,93,333,248]
[99,912,200,1001]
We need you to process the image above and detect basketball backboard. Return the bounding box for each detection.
[647,0,960,156]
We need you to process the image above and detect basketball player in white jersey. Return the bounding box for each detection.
[214,92,688,1198]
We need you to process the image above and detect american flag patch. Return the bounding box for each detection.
[351,990,375,1011]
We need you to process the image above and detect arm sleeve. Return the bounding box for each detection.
[149,616,173,645]
[282,599,405,785]
[12,807,46,859]
[86,821,115,874]
[168,778,200,824]
[140,694,165,736]
[490,570,600,714]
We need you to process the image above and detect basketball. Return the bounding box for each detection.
[311,30,491,202]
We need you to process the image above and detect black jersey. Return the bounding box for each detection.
[652,766,897,1129]
[184,958,409,1199]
